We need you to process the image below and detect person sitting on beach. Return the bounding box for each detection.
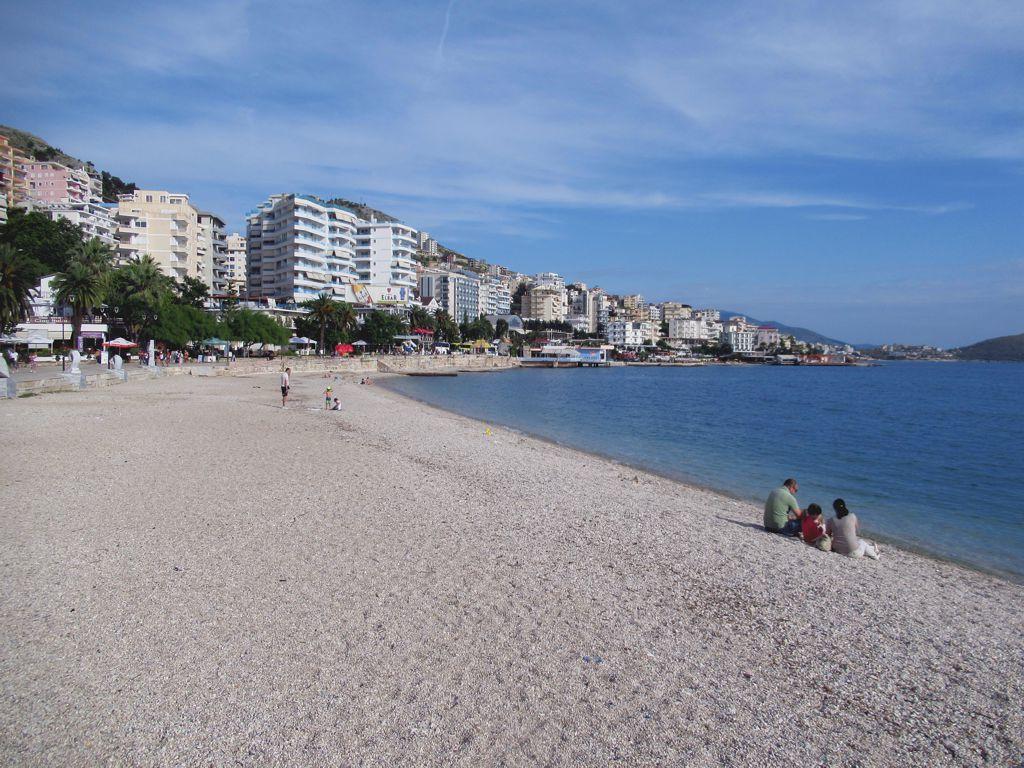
[330,397,341,411]
[826,499,880,560]
[764,478,802,536]
[801,503,831,551]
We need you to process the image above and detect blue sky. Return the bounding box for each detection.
[2,0,1022,345]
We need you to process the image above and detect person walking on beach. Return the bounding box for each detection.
[826,499,880,560]
[281,367,291,408]
[764,478,802,536]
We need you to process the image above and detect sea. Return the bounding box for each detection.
[382,361,1024,582]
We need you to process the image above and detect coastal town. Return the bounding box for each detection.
[1,130,860,367]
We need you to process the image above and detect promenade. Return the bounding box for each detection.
[1,372,1021,766]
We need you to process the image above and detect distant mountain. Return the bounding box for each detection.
[955,332,1024,362]
[720,311,850,347]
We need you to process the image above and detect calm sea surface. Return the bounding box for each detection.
[382,361,1024,581]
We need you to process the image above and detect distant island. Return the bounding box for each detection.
[955,332,1024,362]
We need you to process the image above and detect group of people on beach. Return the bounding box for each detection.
[764,478,880,560]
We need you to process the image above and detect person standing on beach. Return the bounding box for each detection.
[826,499,880,560]
[764,478,802,536]
[281,367,291,408]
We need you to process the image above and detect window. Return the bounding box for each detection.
[145,195,153,202]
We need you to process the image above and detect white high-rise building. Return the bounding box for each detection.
[246,194,358,303]
[534,272,564,289]
[478,276,512,316]
[354,221,418,305]
[418,269,481,321]
[197,211,229,295]
[45,201,117,245]
[669,317,712,344]
[606,321,652,348]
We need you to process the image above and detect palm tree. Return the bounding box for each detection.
[300,292,339,354]
[52,260,108,348]
[106,255,172,341]
[0,243,37,334]
[408,305,434,331]
[336,301,357,337]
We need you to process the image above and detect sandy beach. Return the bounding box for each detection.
[1,371,1021,767]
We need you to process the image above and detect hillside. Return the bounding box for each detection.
[0,124,138,202]
[326,198,399,223]
[720,311,849,347]
[0,124,90,169]
[955,332,1024,362]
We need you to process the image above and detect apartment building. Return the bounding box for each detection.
[756,326,781,348]
[354,221,418,305]
[533,271,564,289]
[0,193,7,226]
[621,294,646,322]
[478,276,512,316]
[23,161,91,205]
[418,269,481,321]
[606,320,652,348]
[225,233,247,291]
[693,308,720,322]
[0,135,29,206]
[114,190,200,281]
[521,283,567,322]
[45,201,117,245]
[725,329,756,353]
[197,211,229,295]
[661,302,692,323]
[417,231,438,256]
[669,317,712,345]
[246,194,358,303]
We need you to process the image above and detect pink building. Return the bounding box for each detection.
[23,162,91,204]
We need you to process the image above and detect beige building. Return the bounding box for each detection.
[0,135,30,206]
[661,302,692,323]
[114,190,201,281]
[225,233,247,291]
[621,294,646,322]
[521,283,567,323]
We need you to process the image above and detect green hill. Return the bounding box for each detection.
[955,332,1024,362]
[0,124,137,202]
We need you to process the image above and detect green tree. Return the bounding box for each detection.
[300,292,339,353]
[105,256,174,341]
[495,318,509,340]
[408,304,435,331]
[221,308,290,353]
[0,243,37,334]
[358,310,408,350]
[176,276,210,308]
[0,208,85,277]
[150,303,219,348]
[52,239,113,346]
[432,310,460,344]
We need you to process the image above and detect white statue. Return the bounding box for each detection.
[69,349,82,373]
[147,339,156,368]
[113,354,123,371]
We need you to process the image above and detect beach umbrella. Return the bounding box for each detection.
[203,337,230,346]
[352,340,368,347]
[104,337,137,348]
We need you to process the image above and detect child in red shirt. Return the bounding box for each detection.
[801,503,832,551]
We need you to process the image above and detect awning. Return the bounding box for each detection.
[104,337,137,348]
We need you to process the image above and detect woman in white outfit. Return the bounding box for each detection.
[826,498,880,560]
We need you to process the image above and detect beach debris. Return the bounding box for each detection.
[484,426,492,436]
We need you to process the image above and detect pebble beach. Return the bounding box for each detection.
[1,371,1021,766]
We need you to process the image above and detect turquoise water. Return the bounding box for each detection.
[382,362,1024,581]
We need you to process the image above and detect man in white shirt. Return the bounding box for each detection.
[280,367,291,408]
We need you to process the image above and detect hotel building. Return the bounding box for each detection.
[521,283,567,322]
[418,269,481,321]
[45,201,117,245]
[114,190,200,281]
[478,276,512,316]
[246,194,358,303]
[606,320,653,348]
[354,221,418,305]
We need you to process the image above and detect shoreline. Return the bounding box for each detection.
[376,375,1023,586]
[2,371,1022,765]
